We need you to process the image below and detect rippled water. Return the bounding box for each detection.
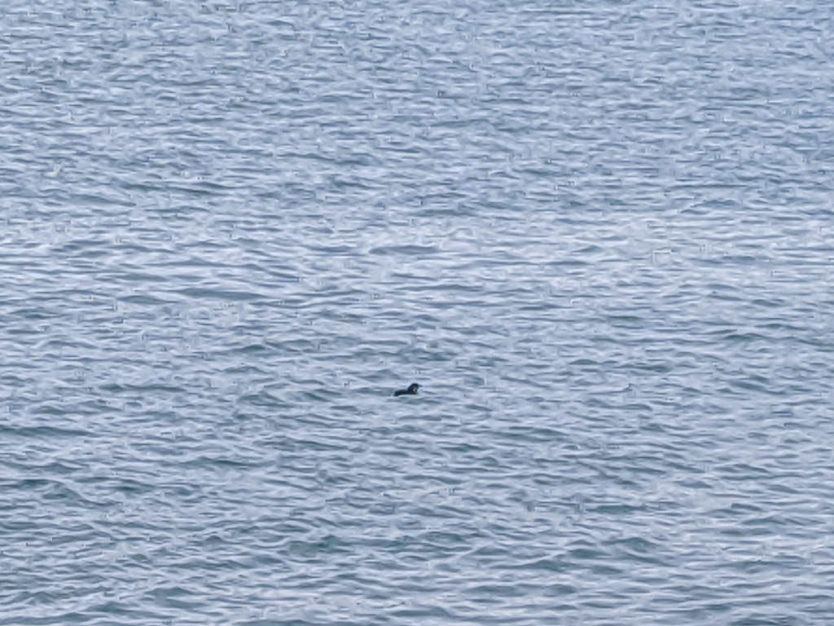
[2,1,834,624]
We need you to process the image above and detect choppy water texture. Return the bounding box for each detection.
[2,1,834,624]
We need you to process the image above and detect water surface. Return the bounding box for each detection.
[2,1,833,624]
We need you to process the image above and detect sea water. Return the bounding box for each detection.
[1,1,833,624]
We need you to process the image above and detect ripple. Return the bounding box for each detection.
[2,0,834,623]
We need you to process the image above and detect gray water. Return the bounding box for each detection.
[2,1,834,624]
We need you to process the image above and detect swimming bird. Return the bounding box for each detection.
[393,383,420,397]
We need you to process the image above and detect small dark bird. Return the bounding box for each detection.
[393,383,420,397]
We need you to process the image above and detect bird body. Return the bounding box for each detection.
[393,383,420,397]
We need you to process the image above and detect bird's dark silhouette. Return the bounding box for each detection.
[393,383,420,397]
